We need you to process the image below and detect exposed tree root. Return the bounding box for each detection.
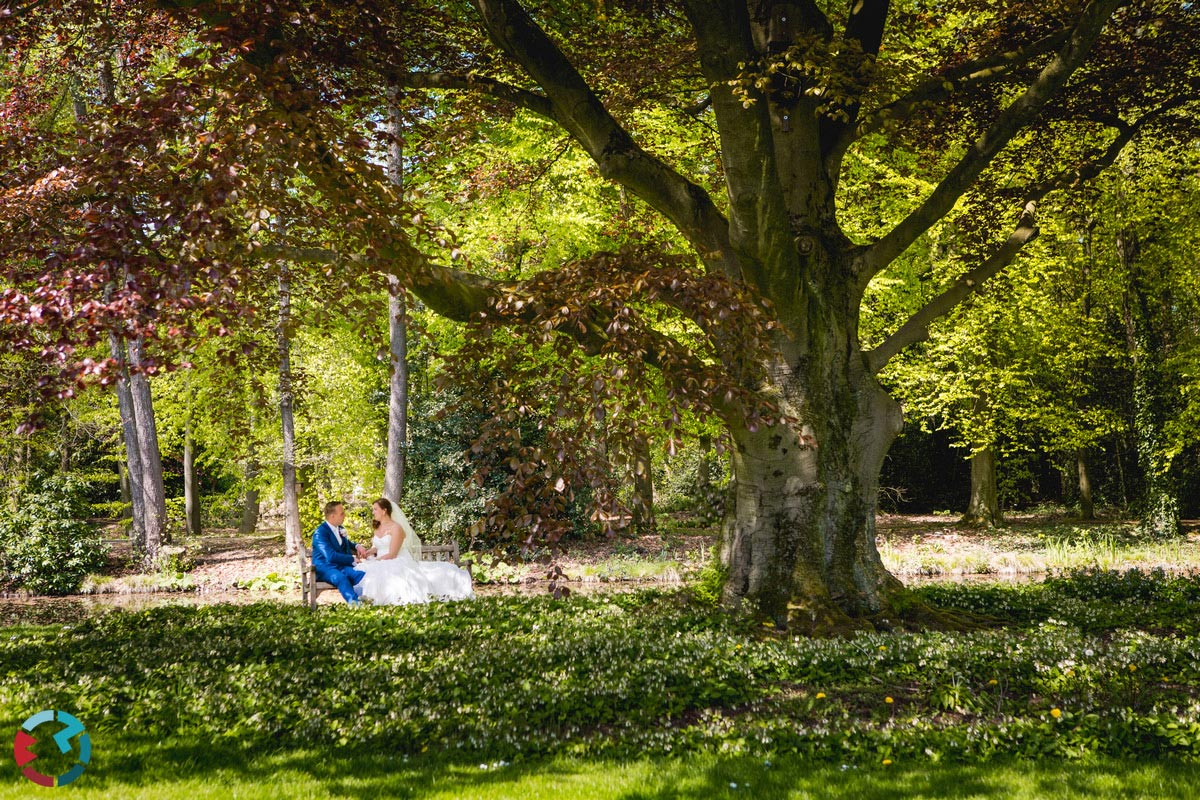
[774,590,1005,637]
[877,599,1002,633]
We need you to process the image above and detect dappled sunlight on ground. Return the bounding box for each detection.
[6,514,1199,618]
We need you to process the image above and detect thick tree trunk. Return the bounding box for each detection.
[719,337,905,632]
[962,447,1003,528]
[126,337,168,562]
[239,459,261,534]
[278,263,303,556]
[1077,448,1095,520]
[183,421,201,537]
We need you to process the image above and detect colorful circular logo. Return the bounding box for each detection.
[13,710,90,787]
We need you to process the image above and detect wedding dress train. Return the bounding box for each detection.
[355,532,473,605]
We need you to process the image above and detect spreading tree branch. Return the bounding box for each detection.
[820,0,890,186]
[854,29,1071,141]
[864,202,1039,375]
[863,100,1178,374]
[471,0,738,277]
[860,0,1123,282]
[682,94,712,117]
[1025,97,1199,197]
[272,243,756,420]
[396,71,555,119]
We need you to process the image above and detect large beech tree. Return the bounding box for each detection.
[3,0,1198,628]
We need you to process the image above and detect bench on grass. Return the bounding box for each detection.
[298,542,466,609]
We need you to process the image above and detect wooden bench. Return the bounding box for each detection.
[298,542,466,609]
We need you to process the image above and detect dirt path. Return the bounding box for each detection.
[66,513,1200,596]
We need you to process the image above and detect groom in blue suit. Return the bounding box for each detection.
[312,501,367,604]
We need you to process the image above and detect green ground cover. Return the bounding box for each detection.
[4,570,1200,796]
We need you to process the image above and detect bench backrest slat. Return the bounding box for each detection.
[301,544,460,565]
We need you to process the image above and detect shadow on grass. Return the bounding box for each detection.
[20,737,1200,800]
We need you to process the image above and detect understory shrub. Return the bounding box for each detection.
[0,475,108,594]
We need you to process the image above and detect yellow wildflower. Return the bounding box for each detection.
[815,692,826,700]
[885,696,894,704]
[1050,708,1062,719]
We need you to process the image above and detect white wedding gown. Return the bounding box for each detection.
[356,533,474,605]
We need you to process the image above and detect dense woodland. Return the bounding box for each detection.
[1,1,1198,624]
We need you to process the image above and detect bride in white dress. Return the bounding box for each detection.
[355,498,474,605]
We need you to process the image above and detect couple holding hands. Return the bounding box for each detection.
[311,498,474,606]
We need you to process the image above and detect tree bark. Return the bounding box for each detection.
[109,334,146,547]
[629,434,655,536]
[384,287,409,503]
[239,459,261,534]
[1118,226,1181,537]
[717,314,906,631]
[1077,448,1095,520]
[117,458,131,514]
[383,89,409,504]
[278,261,304,555]
[126,337,168,562]
[961,447,1003,528]
[183,420,201,537]
[1076,219,1096,523]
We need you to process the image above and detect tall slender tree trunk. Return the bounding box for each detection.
[1077,449,1095,520]
[278,262,303,555]
[87,72,155,551]
[117,458,131,514]
[1118,226,1180,537]
[1114,435,1129,511]
[630,435,655,535]
[109,333,146,551]
[1075,219,1096,523]
[383,88,409,503]
[183,420,201,537]
[127,337,168,561]
[239,459,261,534]
[384,288,409,502]
[696,434,721,524]
[962,447,1003,528]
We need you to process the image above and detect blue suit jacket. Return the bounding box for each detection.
[311,521,358,579]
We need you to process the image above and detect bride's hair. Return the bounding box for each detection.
[372,497,393,530]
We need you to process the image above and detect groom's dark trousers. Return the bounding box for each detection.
[311,521,365,603]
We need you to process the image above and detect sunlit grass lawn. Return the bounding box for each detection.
[4,747,1200,799]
